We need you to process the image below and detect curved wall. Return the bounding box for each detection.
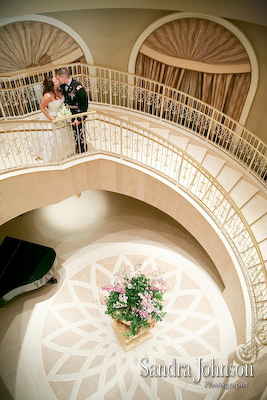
[0,156,247,342]
[0,0,266,26]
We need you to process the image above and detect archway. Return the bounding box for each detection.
[0,14,94,73]
[128,12,258,126]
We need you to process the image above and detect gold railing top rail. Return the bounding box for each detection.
[0,110,259,185]
[0,62,266,150]
[0,110,96,126]
[1,110,265,284]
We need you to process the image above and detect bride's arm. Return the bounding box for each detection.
[40,93,55,121]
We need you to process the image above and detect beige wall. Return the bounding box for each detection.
[47,9,170,72]
[0,0,266,26]
[0,158,247,341]
[228,19,267,141]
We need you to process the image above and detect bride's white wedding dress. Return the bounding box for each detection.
[32,98,74,162]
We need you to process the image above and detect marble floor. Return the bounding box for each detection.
[0,190,264,399]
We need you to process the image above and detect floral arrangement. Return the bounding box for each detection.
[57,104,72,119]
[100,260,168,337]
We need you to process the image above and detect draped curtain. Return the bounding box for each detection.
[0,21,83,73]
[135,18,251,121]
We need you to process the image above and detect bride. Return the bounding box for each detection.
[40,76,64,122]
[32,76,74,162]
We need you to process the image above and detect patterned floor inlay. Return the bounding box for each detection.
[19,243,236,399]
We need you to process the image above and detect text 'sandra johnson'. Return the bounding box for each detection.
[140,357,253,383]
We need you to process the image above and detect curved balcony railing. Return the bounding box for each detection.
[0,63,266,188]
[0,110,266,360]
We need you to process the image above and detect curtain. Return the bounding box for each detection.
[135,18,251,121]
[0,21,82,73]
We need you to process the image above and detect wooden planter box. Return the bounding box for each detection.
[111,319,155,352]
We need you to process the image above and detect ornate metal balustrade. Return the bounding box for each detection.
[0,110,266,361]
[0,63,266,187]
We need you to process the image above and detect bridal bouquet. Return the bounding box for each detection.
[57,104,72,119]
[100,260,168,337]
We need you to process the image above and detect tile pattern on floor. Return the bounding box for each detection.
[16,243,236,400]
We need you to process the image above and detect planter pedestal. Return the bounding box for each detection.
[112,320,153,352]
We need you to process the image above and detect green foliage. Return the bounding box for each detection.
[102,270,168,337]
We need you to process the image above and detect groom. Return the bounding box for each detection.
[56,67,88,153]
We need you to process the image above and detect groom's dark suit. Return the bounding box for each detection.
[61,79,88,153]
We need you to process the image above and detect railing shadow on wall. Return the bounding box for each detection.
[0,63,266,188]
[0,110,266,362]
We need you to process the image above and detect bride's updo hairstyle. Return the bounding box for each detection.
[43,77,55,94]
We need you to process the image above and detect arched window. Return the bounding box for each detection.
[134,17,252,122]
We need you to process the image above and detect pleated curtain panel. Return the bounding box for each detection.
[135,18,251,121]
[0,21,81,73]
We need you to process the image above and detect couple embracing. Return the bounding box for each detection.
[40,67,88,154]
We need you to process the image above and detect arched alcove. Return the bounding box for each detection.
[128,13,258,126]
[0,14,94,73]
